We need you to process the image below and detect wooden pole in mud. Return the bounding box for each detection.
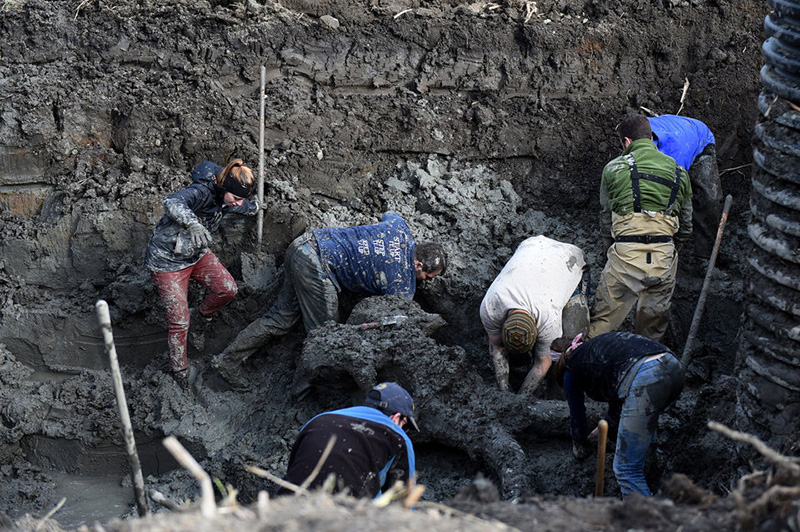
[95,299,149,517]
[681,194,733,369]
[594,419,608,497]
[256,65,266,249]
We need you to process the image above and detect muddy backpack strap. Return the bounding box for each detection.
[624,154,642,213]
[626,155,682,214]
[664,165,682,215]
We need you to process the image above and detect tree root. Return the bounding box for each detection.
[708,420,800,531]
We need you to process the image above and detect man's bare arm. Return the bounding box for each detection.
[487,333,509,392]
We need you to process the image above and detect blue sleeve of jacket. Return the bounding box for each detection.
[564,370,589,445]
[162,187,206,227]
[225,199,258,216]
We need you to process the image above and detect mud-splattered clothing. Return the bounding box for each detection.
[144,161,256,371]
[649,115,723,257]
[590,139,693,341]
[480,235,587,361]
[218,213,417,365]
[151,252,237,371]
[564,331,684,497]
[313,212,416,298]
[282,406,415,498]
[648,115,715,171]
[144,161,257,273]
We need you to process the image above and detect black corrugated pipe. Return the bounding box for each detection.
[736,0,800,449]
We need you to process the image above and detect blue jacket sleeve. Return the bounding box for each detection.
[225,199,258,216]
[381,211,403,224]
[162,187,206,227]
[564,370,589,445]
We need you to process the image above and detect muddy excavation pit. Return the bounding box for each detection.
[1,0,796,530]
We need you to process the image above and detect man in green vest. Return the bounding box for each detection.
[589,114,693,342]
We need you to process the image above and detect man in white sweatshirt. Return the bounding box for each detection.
[480,235,589,397]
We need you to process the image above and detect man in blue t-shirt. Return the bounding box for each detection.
[213,212,447,387]
[648,115,723,257]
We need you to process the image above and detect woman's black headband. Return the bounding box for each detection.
[219,160,254,198]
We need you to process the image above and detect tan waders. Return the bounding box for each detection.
[589,211,680,342]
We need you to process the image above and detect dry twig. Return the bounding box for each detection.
[373,481,407,507]
[300,436,337,490]
[35,498,66,532]
[162,436,216,518]
[257,491,269,518]
[708,421,800,475]
[676,77,690,115]
[245,465,307,495]
[74,0,92,20]
[403,474,425,509]
[149,490,182,512]
[719,164,751,176]
[747,485,800,515]
[711,421,800,528]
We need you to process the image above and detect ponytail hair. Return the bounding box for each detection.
[216,159,255,198]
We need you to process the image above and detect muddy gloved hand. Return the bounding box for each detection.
[573,441,593,461]
[188,222,212,248]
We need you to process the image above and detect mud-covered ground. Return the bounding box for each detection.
[0,0,791,530]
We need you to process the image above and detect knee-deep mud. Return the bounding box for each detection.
[2,0,797,530]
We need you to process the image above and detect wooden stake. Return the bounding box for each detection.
[257,65,266,249]
[96,300,149,517]
[681,194,733,369]
[595,419,608,497]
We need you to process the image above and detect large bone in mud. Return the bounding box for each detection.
[297,296,571,499]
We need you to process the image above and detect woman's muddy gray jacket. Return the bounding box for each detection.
[144,161,257,273]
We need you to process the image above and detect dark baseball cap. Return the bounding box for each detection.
[365,382,419,431]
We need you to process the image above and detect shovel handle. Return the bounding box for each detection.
[595,419,609,497]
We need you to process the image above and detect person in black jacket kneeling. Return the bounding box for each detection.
[281,382,418,498]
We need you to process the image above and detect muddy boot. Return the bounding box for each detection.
[561,293,589,339]
[211,351,251,391]
[172,365,197,393]
[189,308,213,352]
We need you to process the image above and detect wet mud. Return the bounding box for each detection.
[0,0,793,530]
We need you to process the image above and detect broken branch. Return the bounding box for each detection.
[162,436,216,518]
[245,465,308,495]
[708,421,800,475]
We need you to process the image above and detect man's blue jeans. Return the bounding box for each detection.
[613,353,684,497]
